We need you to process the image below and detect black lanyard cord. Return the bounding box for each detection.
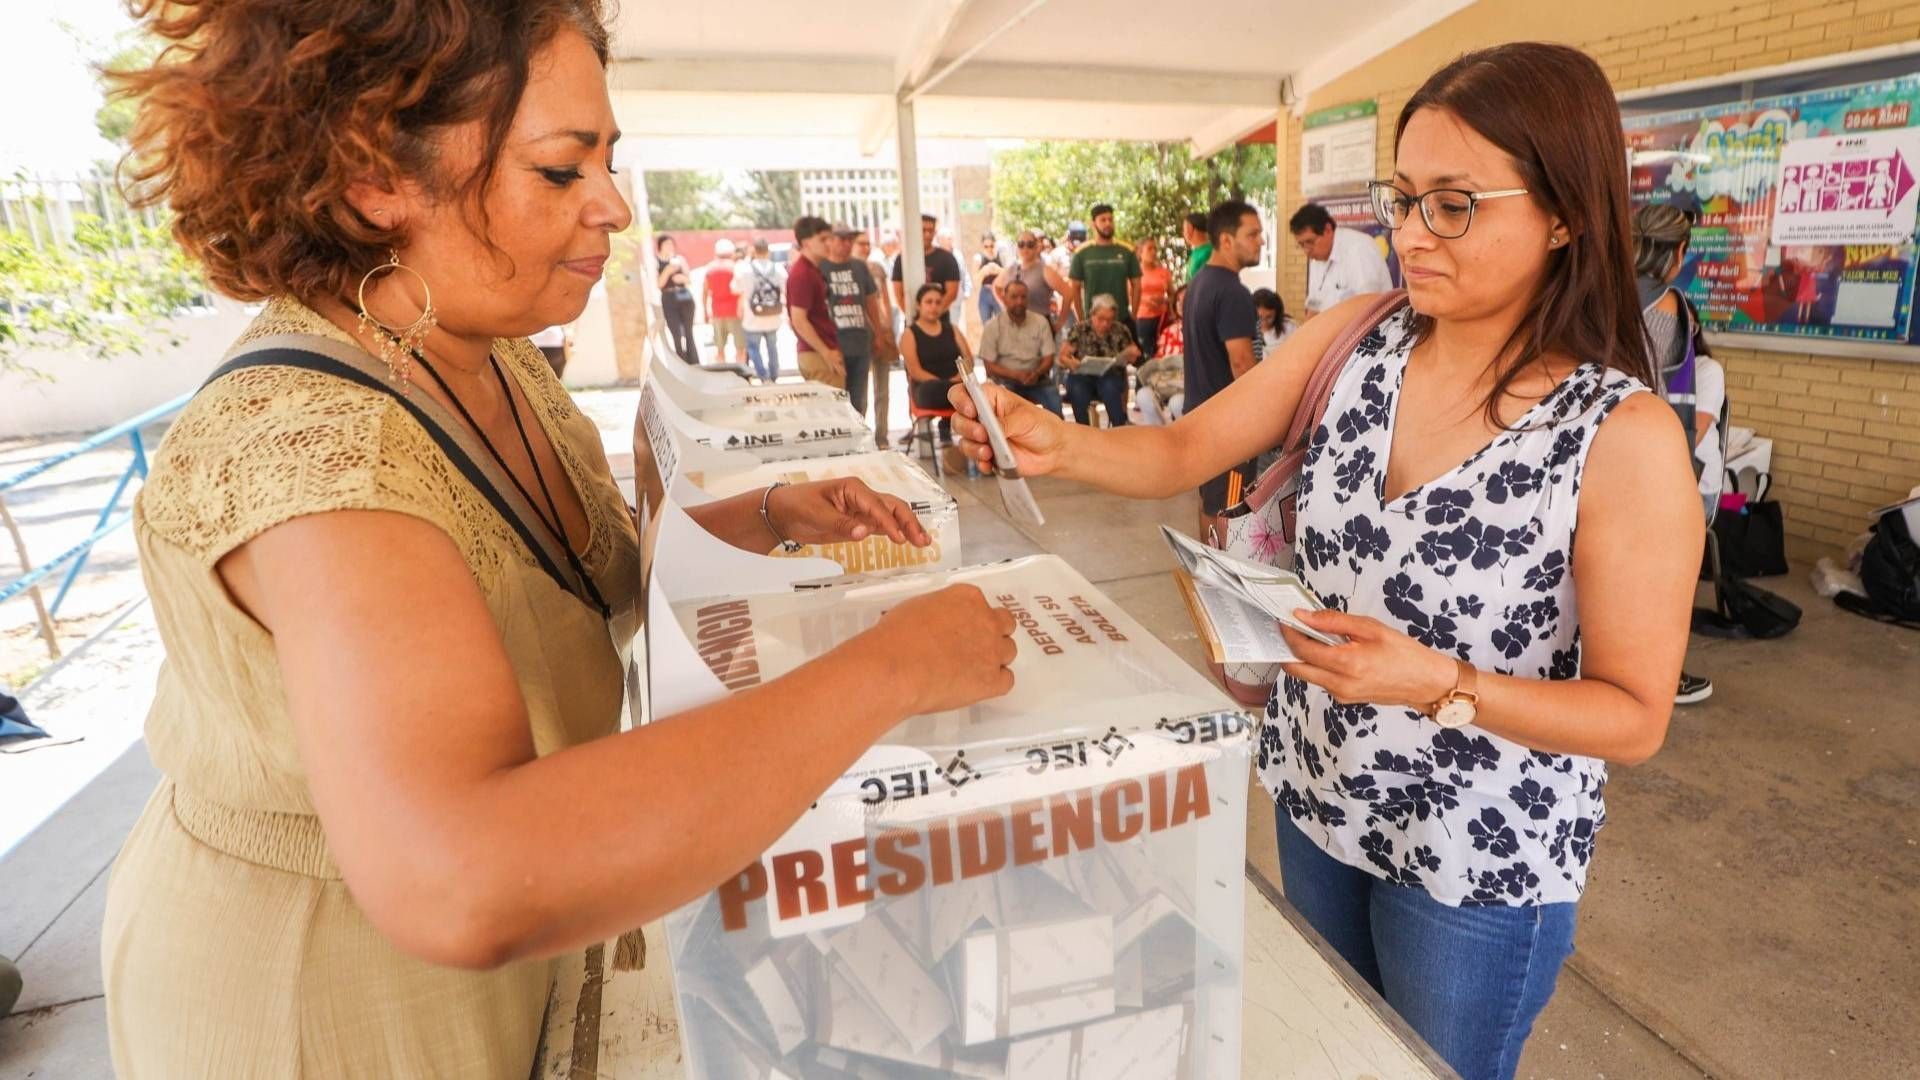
[412,349,612,618]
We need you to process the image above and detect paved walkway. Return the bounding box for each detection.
[4,379,1916,1079]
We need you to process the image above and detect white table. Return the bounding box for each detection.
[536,866,1455,1079]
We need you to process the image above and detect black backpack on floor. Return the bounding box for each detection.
[1837,507,1920,629]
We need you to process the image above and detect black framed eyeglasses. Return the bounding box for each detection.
[1367,180,1529,239]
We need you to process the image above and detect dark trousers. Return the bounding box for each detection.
[662,292,698,364]
[1135,315,1162,358]
[1065,369,1128,427]
[842,345,871,419]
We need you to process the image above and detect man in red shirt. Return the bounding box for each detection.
[702,237,745,365]
[785,215,845,387]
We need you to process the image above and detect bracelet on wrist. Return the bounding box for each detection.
[759,481,802,553]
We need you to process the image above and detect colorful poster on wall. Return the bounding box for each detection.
[1771,128,1920,245]
[1301,100,1378,197]
[1316,191,1401,287]
[1624,73,1920,346]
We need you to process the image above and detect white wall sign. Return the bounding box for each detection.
[1771,127,1920,246]
[1300,100,1378,198]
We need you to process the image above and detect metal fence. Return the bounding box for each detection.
[798,169,957,237]
[0,171,213,319]
[1,172,167,255]
[0,394,187,659]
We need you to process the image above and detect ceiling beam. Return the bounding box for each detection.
[895,0,978,92]
[608,57,893,97]
[1187,109,1281,160]
[1290,0,1476,109]
[929,63,1278,108]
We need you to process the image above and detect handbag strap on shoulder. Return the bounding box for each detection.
[1286,289,1409,455]
[199,336,590,608]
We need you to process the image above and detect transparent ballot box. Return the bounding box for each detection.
[650,555,1256,1079]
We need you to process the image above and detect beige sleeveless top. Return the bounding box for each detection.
[102,296,642,1076]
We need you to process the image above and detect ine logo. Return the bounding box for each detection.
[1096,726,1134,763]
[937,750,980,791]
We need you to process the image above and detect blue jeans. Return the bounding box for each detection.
[997,377,1062,416]
[1276,810,1576,1080]
[744,330,779,381]
[1065,369,1128,427]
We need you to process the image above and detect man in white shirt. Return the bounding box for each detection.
[976,278,1060,415]
[1290,203,1394,318]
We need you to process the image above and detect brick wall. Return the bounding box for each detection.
[1278,0,1920,559]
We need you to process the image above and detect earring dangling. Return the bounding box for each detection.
[355,250,436,391]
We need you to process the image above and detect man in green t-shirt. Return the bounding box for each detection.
[1183,211,1212,281]
[1067,202,1142,326]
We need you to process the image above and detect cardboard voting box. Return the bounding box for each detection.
[649,556,1255,1079]
[642,371,874,467]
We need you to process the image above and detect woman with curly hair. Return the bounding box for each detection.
[100,2,1015,1074]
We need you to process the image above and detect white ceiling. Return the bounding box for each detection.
[605,0,1474,166]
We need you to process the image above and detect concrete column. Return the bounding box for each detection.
[603,167,653,384]
[952,163,993,339]
[897,97,926,300]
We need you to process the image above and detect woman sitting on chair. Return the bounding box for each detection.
[900,282,972,459]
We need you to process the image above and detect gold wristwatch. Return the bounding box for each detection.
[1426,659,1479,729]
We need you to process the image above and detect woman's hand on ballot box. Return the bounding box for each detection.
[687,478,930,553]
[770,478,928,547]
[862,584,1019,715]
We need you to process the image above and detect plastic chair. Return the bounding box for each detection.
[907,402,956,477]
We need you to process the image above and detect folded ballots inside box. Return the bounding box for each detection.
[657,555,1254,1079]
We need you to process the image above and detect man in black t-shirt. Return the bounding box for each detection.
[891,212,962,324]
[1183,199,1264,525]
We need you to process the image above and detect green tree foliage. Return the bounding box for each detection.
[734,170,803,229]
[93,35,161,147]
[990,141,1277,266]
[1,181,208,377]
[644,171,728,230]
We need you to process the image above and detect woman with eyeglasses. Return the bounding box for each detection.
[995,228,1070,330]
[951,42,1701,1080]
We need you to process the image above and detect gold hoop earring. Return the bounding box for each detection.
[355,250,436,390]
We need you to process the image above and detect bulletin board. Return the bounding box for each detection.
[1621,49,1920,360]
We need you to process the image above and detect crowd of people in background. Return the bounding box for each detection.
[649,194,1403,459]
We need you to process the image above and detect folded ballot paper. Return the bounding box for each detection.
[1163,525,1340,664]
[1069,355,1124,379]
[655,555,1254,1079]
[953,355,1044,526]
